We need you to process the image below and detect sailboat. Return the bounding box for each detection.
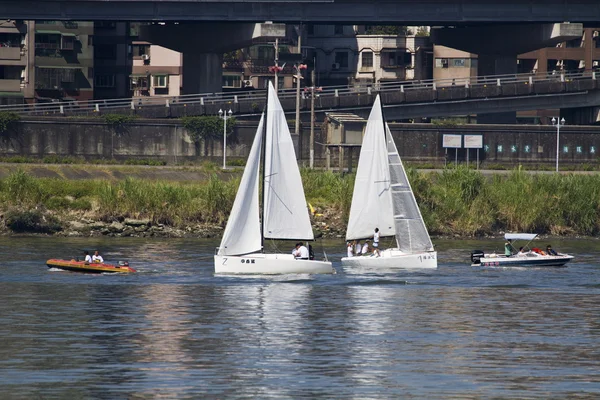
[341,95,437,269]
[214,82,334,275]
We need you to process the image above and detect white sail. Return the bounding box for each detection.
[263,82,314,240]
[217,114,264,256]
[385,124,434,252]
[346,95,395,241]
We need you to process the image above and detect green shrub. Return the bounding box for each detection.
[124,158,167,166]
[45,197,72,210]
[5,210,62,233]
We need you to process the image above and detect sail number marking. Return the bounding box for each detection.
[418,254,436,262]
[241,259,256,264]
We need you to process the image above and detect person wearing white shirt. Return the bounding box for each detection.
[373,228,380,248]
[346,242,354,257]
[355,241,362,255]
[92,250,104,263]
[362,241,370,255]
[83,251,92,264]
[292,242,309,259]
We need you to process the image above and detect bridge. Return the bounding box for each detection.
[2,71,599,124]
[1,0,600,22]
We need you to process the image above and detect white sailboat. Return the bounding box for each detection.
[214,82,334,275]
[341,95,437,269]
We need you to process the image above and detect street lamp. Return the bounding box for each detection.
[551,117,565,173]
[219,108,233,170]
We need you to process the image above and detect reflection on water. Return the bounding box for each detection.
[0,236,599,398]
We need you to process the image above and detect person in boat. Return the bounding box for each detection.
[347,242,354,258]
[292,242,309,260]
[373,228,380,249]
[83,250,92,264]
[355,241,362,255]
[92,250,104,263]
[546,245,558,256]
[504,239,513,257]
[361,240,370,255]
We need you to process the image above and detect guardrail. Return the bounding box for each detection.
[0,70,597,117]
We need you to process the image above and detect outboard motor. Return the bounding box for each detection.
[471,250,485,265]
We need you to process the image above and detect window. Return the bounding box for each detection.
[222,75,242,88]
[133,44,149,58]
[334,25,344,35]
[435,58,449,68]
[61,35,75,51]
[361,51,373,68]
[35,67,77,89]
[95,74,115,87]
[153,75,167,88]
[334,51,349,68]
[452,58,466,67]
[307,24,315,36]
[88,35,93,46]
[88,67,94,79]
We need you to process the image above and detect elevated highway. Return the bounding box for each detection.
[3,71,600,124]
[1,0,600,22]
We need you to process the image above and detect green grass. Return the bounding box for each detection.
[2,167,600,236]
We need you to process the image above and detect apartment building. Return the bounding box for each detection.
[0,20,34,104]
[34,21,94,102]
[131,40,182,97]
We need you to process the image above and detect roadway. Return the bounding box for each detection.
[2,70,599,122]
[1,0,600,22]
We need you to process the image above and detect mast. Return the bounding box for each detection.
[260,85,269,252]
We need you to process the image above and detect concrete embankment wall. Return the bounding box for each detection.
[1,117,600,166]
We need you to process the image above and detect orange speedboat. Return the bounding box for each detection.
[46,259,136,274]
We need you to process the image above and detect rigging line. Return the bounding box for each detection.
[265,179,294,215]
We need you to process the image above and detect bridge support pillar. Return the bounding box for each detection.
[477,54,518,124]
[182,53,223,95]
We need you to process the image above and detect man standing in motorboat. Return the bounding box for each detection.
[292,242,310,260]
[504,239,513,257]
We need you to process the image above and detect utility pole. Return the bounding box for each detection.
[274,38,279,93]
[294,28,302,139]
[310,69,315,169]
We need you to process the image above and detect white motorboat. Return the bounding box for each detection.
[341,95,437,270]
[471,233,574,267]
[214,82,333,275]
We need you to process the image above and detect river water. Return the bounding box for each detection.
[0,236,599,399]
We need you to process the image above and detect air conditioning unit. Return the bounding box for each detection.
[243,79,253,87]
[141,54,150,61]
[332,63,340,70]
[594,61,599,67]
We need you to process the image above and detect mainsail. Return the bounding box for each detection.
[385,124,434,253]
[263,82,314,240]
[346,95,395,241]
[217,114,264,256]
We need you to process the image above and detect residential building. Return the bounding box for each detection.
[432,45,478,84]
[0,20,33,104]
[34,21,94,102]
[131,40,182,97]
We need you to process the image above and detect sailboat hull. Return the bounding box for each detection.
[341,249,437,270]
[214,254,334,275]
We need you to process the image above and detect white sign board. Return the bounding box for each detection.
[464,135,483,149]
[442,134,462,148]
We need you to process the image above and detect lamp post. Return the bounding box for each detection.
[219,108,232,170]
[294,63,307,138]
[551,117,565,173]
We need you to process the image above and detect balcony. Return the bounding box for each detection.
[0,46,22,60]
[0,79,22,92]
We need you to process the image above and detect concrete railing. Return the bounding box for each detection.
[0,70,597,117]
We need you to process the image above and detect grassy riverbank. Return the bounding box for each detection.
[0,167,599,237]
